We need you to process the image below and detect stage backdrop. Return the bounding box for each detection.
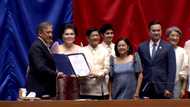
[0,0,72,100]
[1,0,190,100]
[73,0,190,49]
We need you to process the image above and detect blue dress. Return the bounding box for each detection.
[111,61,137,99]
[110,53,142,99]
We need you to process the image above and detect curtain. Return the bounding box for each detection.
[1,0,190,100]
[0,0,72,100]
[73,0,190,49]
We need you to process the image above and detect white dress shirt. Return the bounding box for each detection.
[99,42,115,57]
[149,40,160,57]
[79,44,110,96]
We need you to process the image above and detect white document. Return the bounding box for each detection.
[26,92,36,98]
[67,53,90,76]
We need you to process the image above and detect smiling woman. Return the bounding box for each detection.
[110,37,143,99]
[166,26,188,99]
[51,24,82,54]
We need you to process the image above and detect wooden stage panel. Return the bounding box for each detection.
[0,100,190,107]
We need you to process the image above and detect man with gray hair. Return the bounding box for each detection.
[27,21,64,98]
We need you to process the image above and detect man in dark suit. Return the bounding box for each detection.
[138,20,176,99]
[27,22,64,98]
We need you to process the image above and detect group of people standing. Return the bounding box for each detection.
[27,20,190,100]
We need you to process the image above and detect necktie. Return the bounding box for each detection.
[152,43,157,58]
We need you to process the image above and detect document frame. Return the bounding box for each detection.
[67,53,91,77]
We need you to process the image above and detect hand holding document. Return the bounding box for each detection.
[53,53,91,77]
[89,69,106,78]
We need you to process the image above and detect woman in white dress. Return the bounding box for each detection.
[166,26,189,98]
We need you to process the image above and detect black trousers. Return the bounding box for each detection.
[140,82,170,99]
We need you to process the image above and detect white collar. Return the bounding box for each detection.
[38,37,50,48]
[149,39,161,46]
[101,42,114,48]
[87,44,99,51]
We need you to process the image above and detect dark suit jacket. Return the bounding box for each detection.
[138,40,176,95]
[27,38,57,97]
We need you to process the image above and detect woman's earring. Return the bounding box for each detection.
[127,48,129,51]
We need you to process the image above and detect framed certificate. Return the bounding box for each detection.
[53,54,75,75]
[67,53,91,77]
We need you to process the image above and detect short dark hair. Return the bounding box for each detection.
[86,27,99,37]
[99,24,114,34]
[148,20,161,29]
[59,23,77,39]
[37,21,52,33]
[115,37,133,57]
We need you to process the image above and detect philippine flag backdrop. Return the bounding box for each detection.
[0,0,190,100]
